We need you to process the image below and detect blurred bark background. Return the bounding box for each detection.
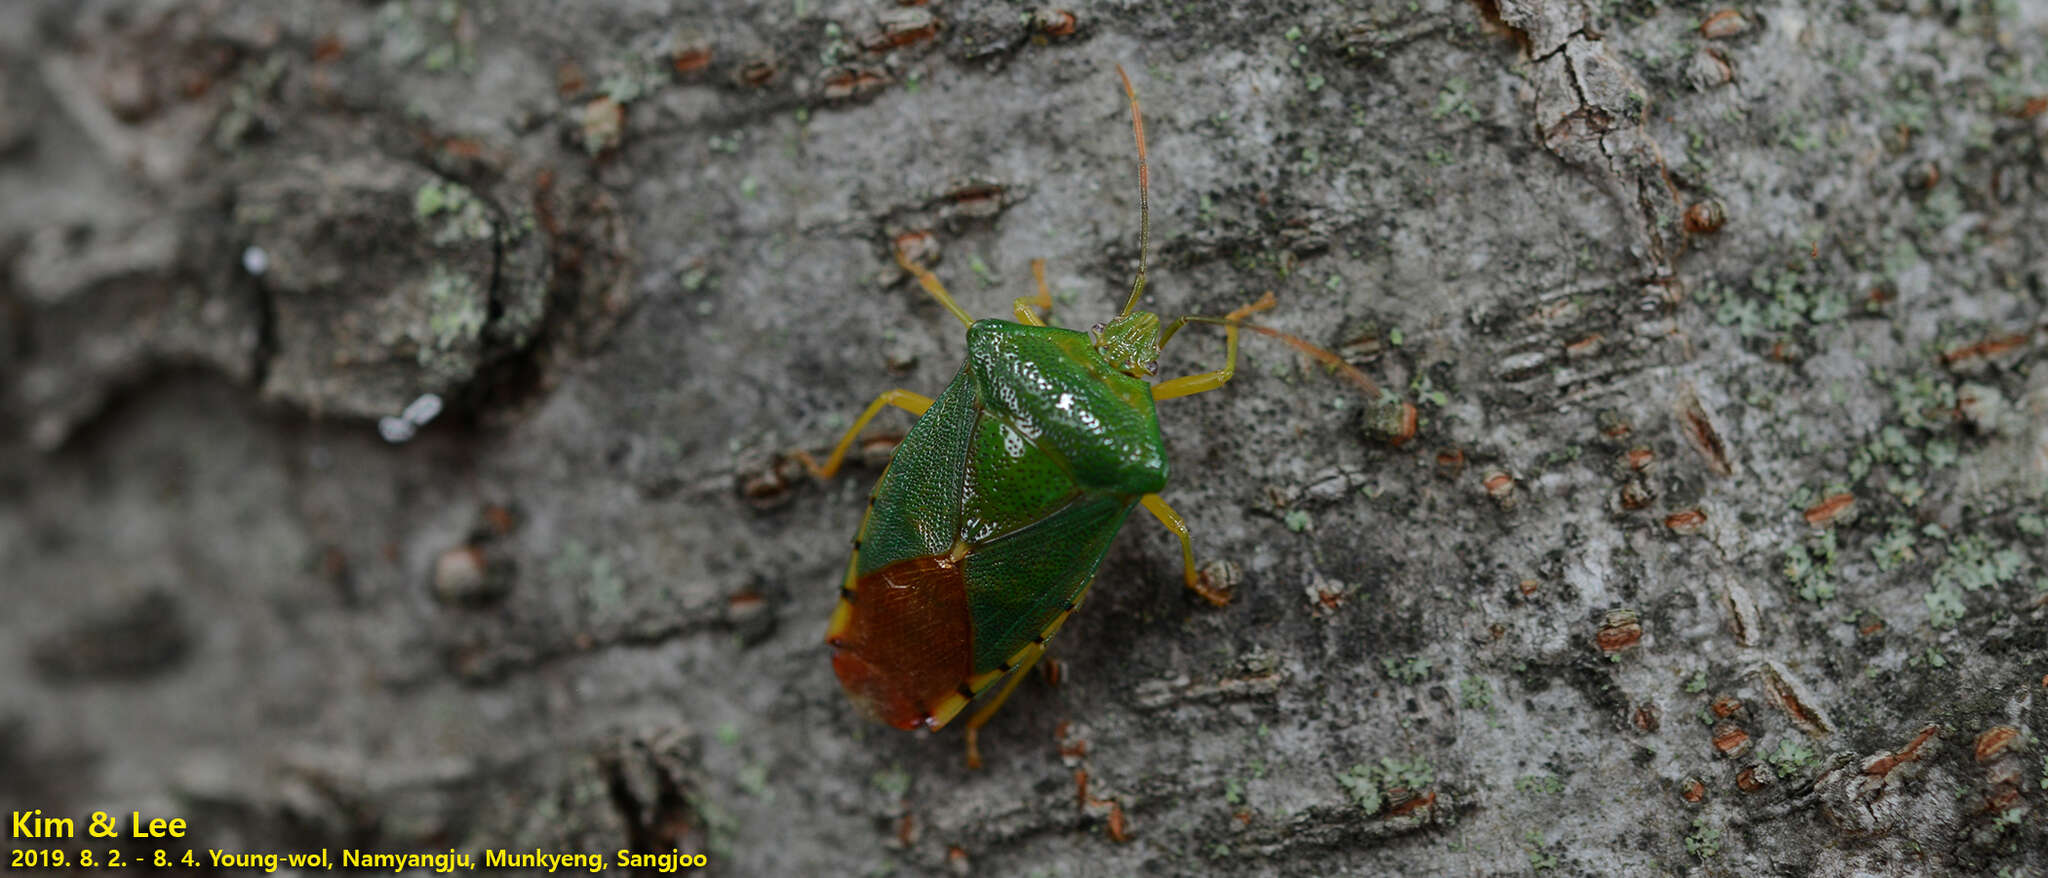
[2,0,2045,874]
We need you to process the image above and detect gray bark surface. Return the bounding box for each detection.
[3,0,2046,875]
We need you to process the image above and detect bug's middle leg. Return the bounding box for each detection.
[1140,493,1231,606]
[1151,294,1278,401]
[795,389,934,480]
[1011,259,1055,327]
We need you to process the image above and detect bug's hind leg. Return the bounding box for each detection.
[1141,493,1231,606]
[1011,259,1055,327]
[1151,294,1277,401]
[795,389,934,480]
[963,644,1046,769]
[894,245,976,327]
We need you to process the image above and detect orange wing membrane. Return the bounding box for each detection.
[827,554,975,730]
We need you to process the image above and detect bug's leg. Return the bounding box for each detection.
[794,389,934,480]
[1140,493,1231,606]
[963,644,1046,770]
[893,246,976,328]
[1151,295,1278,401]
[1011,259,1055,327]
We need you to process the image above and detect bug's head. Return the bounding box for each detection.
[1093,310,1162,377]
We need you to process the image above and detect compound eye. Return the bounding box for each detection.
[1144,359,1158,374]
[1088,322,1106,342]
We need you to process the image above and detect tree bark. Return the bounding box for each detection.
[3,0,2045,875]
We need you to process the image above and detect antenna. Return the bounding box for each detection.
[1115,64,1149,318]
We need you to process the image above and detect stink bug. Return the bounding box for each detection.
[801,66,1379,767]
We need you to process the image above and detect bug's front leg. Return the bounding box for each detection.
[794,389,934,480]
[1151,294,1277,401]
[1139,494,1231,606]
[1011,259,1055,327]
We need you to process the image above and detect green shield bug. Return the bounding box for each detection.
[801,66,1383,767]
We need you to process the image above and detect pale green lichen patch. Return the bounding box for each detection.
[1766,738,1817,778]
[1925,533,2031,628]
[597,53,666,104]
[1700,264,1847,345]
[1783,530,1839,603]
[414,179,496,245]
[213,56,288,150]
[735,763,772,801]
[1408,372,1449,407]
[1836,369,1968,510]
[376,0,476,73]
[420,266,487,352]
[1382,654,1433,684]
[1430,77,1479,123]
[414,180,455,218]
[1871,517,1920,571]
[1525,830,1560,870]
[870,765,909,798]
[1887,371,1958,431]
[1460,676,1493,711]
[1684,817,1721,859]
[1334,756,1434,814]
